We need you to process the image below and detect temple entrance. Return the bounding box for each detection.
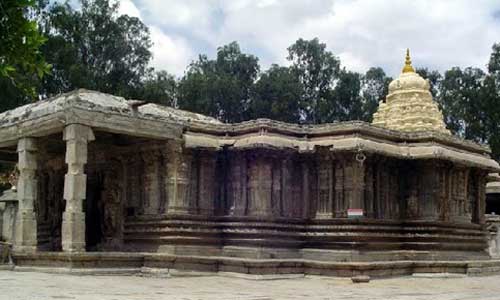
[85,151,125,251]
[85,165,124,251]
[37,167,65,251]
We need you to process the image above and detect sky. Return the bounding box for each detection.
[113,0,500,77]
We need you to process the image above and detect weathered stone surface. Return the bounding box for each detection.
[0,189,17,243]
[61,124,94,252]
[61,212,85,252]
[14,138,38,252]
[0,67,498,276]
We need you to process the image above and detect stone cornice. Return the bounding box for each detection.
[184,130,500,171]
[0,89,497,171]
[185,119,491,155]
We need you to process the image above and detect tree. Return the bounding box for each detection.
[488,43,500,76]
[483,43,500,160]
[360,67,391,122]
[287,38,340,123]
[439,67,487,141]
[178,42,259,123]
[39,0,152,98]
[0,0,50,111]
[416,68,442,98]
[323,69,363,122]
[249,65,302,123]
[136,70,177,107]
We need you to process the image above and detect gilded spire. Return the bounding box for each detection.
[372,49,450,135]
[402,48,415,73]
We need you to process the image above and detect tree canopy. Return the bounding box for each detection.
[178,42,260,122]
[39,0,152,99]
[2,0,500,160]
[0,0,50,110]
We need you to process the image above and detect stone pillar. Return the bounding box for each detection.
[62,124,94,252]
[364,162,374,218]
[442,166,471,223]
[166,142,192,214]
[142,150,162,215]
[247,155,273,217]
[344,156,365,213]
[316,155,334,219]
[281,156,293,218]
[476,170,487,225]
[229,151,247,216]
[301,160,311,219]
[198,152,216,215]
[14,138,38,252]
[271,158,282,216]
[334,160,345,218]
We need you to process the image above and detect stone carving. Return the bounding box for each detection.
[125,154,144,216]
[1,54,497,266]
[247,155,273,216]
[316,155,334,219]
[99,160,123,248]
[198,153,216,215]
[228,151,246,216]
[334,160,346,218]
[141,150,162,215]
[8,167,18,190]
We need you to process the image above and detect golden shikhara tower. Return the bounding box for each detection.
[372,49,450,134]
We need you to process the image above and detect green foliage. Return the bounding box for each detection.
[0,76,35,112]
[416,68,441,98]
[178,42,259,122]
[287,38,340,123]
[2,1,500,162]
[136,70,177,107]
[0,0,49,106]
[249,65,303,123]
[323,69,362,122]
[361,67,391,122]
[439,67,487,141]
[39,0,152,98]
[488,43,500,75]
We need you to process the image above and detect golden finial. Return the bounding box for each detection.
[402,48,415,73]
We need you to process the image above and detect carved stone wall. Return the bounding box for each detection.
[36,156,65,250]
[373,158,400,219]
[316,154,334,219]
[31,138,488,255]
[39,145,488,228]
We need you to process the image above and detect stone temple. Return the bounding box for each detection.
[1,51,500,277]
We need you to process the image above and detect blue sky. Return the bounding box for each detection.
[111,0,500,77]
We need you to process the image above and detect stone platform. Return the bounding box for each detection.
[10,251,500,278]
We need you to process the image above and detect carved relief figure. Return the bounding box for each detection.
[99,161,123,248]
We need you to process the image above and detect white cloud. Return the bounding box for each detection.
[117,0,141,19]
[124,0,500,76]
[149,26,194,76]
[117,0,194,76]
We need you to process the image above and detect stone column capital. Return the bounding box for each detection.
[63,124,95,142]
[17,137,38,152]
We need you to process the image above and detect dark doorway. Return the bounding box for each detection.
[86,171,103,251]
[487,193,500,215]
